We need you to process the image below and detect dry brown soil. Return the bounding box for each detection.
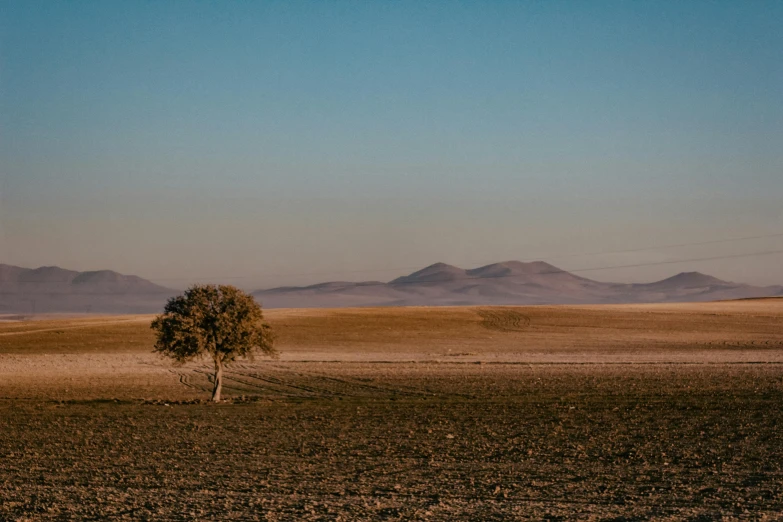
[1,301,782,520]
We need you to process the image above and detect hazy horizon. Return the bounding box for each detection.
[2,1,781,289]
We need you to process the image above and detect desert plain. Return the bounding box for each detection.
[1,299,783,520]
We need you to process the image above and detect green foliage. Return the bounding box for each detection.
[151,284,277,366]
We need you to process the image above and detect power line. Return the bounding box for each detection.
[149,231,783,282]
[262,248,783,290]
[1,247,781,295]
[6,231,779,286]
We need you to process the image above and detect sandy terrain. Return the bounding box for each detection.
[1,301,782,519]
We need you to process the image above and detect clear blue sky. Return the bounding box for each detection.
[2,1,782,288]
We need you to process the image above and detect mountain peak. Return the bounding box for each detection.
[18,266,80,283]
[0,264,172,293]
[649,271,730,288]
[467,260,561,278]
[253,260,780,308]
[73,270,130,284]
[390,262,466,285]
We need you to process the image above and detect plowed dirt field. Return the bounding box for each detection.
[1,301,782,519]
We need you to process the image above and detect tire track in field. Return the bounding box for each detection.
[225,370,347,398]
[476,308,531,332]
[175,364,473,399]
[169,369,211,393]
[278,365,479,399]
[231,364,399,398]
[0,318,150,337]
[190,368,312,397]
[174,366,345,398]
[266,366,438,398]
[186,366,348,398]
[178,368,285,397]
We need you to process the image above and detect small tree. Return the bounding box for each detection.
[151,284,277,401]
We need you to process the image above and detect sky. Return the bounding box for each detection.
[1,1,782,289]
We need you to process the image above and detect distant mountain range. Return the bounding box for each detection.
[254,260,783,308]
[0,261,780,314]
[0,264,175,314]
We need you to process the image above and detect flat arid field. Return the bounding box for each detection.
[2,300,783,519]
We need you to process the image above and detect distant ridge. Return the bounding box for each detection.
[467,261,567,278]
[254,260,781,308]
[643,271,730,289]
[0,264,175,314]
[1,260,779,313]
[0,264,172,294]
[390,263,466,284]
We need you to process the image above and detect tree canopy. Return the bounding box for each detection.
[151,284,276,401]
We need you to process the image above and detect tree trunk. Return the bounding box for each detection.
[211,359,223,402]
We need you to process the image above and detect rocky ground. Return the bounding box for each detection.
[1,302,782,520]
[2,364,782,520]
